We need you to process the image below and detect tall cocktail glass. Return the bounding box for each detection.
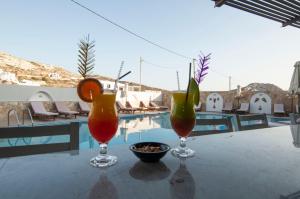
[88,92,118,167]
[170,91,196,158]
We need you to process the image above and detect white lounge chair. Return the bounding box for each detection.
[55,102,79,119]
[222,102,233,113]
[149,102,168,111]
[236,103,249,114]
[78,101,90,115]
[30,101,58,120]
[274,104,285,115]
[116,101,136,114]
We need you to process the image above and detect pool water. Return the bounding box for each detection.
[78,113,291,149]
[0,112,290,149]
[79,112,237,149]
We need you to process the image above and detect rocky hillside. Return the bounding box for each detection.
[243,83,285,93]
[0,51,288,94]
[238,83,288,103]
[0,51,165,91]
[0,51,81,87]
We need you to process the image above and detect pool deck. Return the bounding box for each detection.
[1,111,291,128]
[1,111,169,127]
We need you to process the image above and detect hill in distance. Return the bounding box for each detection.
[0,51,288,93]
[0,51,164,91]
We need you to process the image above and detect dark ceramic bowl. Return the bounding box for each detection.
[130,142,170,162]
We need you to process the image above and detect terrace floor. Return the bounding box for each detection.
[2,111,168,127]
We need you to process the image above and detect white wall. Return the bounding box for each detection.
[117,90,162,107]
[0,85,80,101]
[101,80,125,91]
[0,85,163,103]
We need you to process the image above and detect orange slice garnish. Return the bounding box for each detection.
[77,78,103,102]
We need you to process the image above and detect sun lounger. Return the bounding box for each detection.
[54,102,79,119]
[149,102,168,111]
[116,101,136,114]
[140,101,155,111]
[126,101,145,113]
[78,101,90,116]
[222,102,233,113]
[274,104,285,115]
[30,101,58,120]
[236,103,249,114]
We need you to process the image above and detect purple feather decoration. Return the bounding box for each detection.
[195,53,211,84]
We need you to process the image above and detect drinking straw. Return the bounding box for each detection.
[176,71,180,91]
[114,71,131,93]
[185,63,192,103]
[118,71,132,81]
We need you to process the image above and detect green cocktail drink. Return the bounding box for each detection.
[170,91,196,158]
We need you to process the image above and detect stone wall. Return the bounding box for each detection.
[160,88,295,113]
[0,87,295,126]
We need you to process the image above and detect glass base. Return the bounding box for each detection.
[90,155,117,168]
[171,147,195,159]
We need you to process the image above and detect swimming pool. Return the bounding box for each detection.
[0,112,290,149]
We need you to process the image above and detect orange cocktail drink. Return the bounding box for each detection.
[88,93,118,144]
[88,92,118,167]
[77,78,119,168]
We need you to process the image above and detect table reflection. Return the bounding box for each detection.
[88,172,119,199]
[280,190,300,199]
[129,161,171,181]
[290,125,300,148]
[169,159,195,199]
[119,116,163,142]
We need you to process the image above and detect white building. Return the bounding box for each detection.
[48,73,60,80]
[101,80,125,91]
[0,71,18,83]
[0,82,163,104]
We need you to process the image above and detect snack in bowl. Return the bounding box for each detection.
[130,142,170,162]
[132,145,161,153]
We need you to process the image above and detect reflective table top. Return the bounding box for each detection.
[1,125,300,199]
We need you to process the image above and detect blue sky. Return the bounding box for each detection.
[1,0,299,91]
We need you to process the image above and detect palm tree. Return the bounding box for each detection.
[77,34,95,78]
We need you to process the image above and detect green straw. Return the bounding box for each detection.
[185,63,192,103]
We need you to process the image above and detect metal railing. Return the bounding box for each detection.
[22,108,34,126]
[7,108,34,146]
[7,109,21,146]
[7,109,20,127]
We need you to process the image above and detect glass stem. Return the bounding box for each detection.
[179,137,187,152]
[99,143,108,157]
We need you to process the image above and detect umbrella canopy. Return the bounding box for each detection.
[213,0,300,29]
[289,61,300,94]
